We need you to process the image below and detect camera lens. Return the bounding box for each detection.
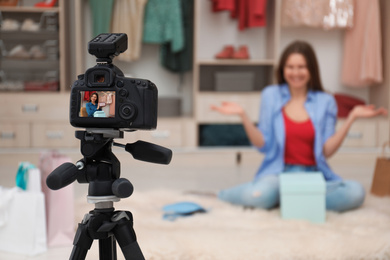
[119,104,136,120]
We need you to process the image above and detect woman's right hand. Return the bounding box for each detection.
[210,101,244,116]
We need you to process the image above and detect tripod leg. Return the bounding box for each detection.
[99,236,117,260]
[70,222,94,260]
[112,212,145,260]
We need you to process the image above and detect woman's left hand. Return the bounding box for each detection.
[349,105,388,120]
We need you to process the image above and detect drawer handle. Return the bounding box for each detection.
[46,131,64,139]
[1,132,15,139]
[22,104,39,113]
[151,130,170,139]
[347,132,363,139]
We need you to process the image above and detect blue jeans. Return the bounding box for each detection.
[218,164,366,212]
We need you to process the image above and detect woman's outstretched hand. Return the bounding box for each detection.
[210,101,245,116]
[349,105,388,120]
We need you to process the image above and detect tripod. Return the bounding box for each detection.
[46,129,172,260]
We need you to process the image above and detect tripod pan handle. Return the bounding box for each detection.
[46,162,79,190]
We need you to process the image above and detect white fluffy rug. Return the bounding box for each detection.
[76,190,390,260]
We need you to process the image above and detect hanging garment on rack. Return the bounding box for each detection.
[142,0,184,53]
[106,92,113,104]
[234,0,267,31]
[211,0,267,31]
[109,94,116,117]
[83,91,96,101]
[89,0,114,37]
[282,0,354,30]
[160,0,194,73]
[98,92,107,103]
[341,0,382,87]
[211,0,235,12]
[111,0,148,62]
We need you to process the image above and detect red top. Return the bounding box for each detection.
[283,110,316,166]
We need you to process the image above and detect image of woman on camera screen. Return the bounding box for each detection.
[86,92,103,117]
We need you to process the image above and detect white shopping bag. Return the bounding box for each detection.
[27,168,42,192]
[0,187,47,256]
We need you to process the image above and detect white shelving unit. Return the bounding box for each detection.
[193,0,281,146]
[0,0,73,148]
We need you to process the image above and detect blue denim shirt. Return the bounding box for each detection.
[86,102,99,117]
[254,84,342,181]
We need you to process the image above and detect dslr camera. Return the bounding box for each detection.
[70,33,158,130]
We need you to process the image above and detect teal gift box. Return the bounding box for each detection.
[280,172,326,223]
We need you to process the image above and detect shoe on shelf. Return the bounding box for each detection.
[7,45,30,59]
[215,45,235,59]
[30,45,46,59]
[34,0,57,7]
[21,19,40,32]
[1,19,20,31]
[233,45,250,59]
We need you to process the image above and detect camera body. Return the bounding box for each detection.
[69,33,158,130]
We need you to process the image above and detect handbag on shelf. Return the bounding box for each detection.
[370,142,390,196]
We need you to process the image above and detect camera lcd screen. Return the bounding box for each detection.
[78,91,115,118]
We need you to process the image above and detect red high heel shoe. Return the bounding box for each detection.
[215,45,235,59]
[34,0,57,8]
[233,45,250,59]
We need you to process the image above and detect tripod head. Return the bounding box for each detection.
[46,129,172,200]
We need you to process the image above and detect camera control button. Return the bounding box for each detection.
[136,80,141,85]
[74,81,78,86]
[119,89,128,98]
[116,81,124,88]
[80,81,85,86]
[119,104,137,120]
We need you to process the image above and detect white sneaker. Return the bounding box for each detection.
[30,45,46,59]
[8,45,30,59]
[21,19,40,31]
[1,19,20,31]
